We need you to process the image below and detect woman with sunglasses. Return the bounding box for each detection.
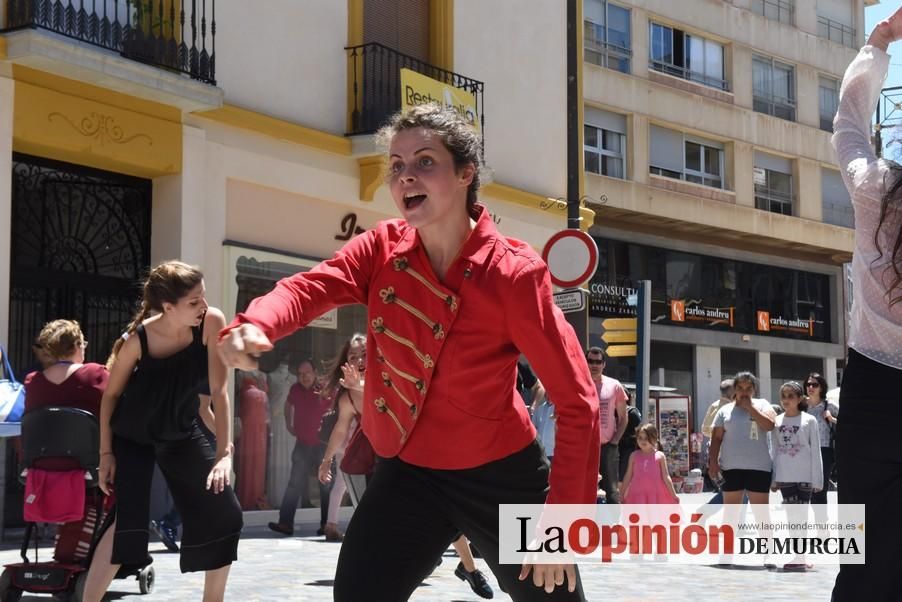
[831,7,902,598]
[803,373,837,516]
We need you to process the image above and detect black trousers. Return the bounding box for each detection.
[333,440,586,602]
[279,441,330,527]
[112,423,243,573]
[833,349,902,601]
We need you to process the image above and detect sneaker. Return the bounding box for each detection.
[267,522,294,536]
[316,526,326,536]
[150,520,179,552]
[454,562,494,599]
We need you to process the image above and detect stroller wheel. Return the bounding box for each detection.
[0,568,21,602]
[139,565,155,595]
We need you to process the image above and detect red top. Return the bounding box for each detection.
[24,363,107,417]
[223,206,600,504]
[286,384,330,446]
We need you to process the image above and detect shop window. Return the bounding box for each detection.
[770,353,824,403]
[650,341,694,400]
[225,245,369,513]
[721,348,757,381]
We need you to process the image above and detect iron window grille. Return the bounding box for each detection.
[2,0,216,84]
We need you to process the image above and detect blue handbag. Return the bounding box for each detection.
[0,347,26,423]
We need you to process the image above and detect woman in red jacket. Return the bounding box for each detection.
[219,104,600,601]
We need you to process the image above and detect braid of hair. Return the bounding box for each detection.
[106,300,152,369]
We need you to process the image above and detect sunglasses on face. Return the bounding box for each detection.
[587,359,605,365]
[806,382,819,388]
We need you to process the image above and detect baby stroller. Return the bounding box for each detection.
[0,407,155,601]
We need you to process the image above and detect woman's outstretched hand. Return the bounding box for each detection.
[869,6,902,51]
[339,363,364,392]
[218,324,273,370]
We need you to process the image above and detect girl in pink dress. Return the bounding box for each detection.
[620,424,680,504]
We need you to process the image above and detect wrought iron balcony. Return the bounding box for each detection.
[3,0,216,84]
[346,42,484,143]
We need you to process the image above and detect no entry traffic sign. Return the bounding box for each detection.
[541,229,599,288]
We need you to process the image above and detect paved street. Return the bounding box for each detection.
[0,498,841,602]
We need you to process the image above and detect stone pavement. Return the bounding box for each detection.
[0,530,840,601]
[0,493,841,601]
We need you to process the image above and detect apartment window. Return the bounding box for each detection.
[584,107,626,178]
[822,168,854,228]
[584,0,631,73]
[817,0,855,47]
[649,23,727,91]
[751,0,794,26]
[754,152,794,216]
[753,55,796,121]
[650,125,724,189]
[819,75,839,132]
[817,16,855,47]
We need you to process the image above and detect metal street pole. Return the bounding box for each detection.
[564,0,589,348]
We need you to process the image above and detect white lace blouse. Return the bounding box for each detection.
[833,45,902,370]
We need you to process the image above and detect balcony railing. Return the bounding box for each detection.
[751,0,794,26]
[584,37,631,74]
[753,92,796,122]
[817,15,855,48]
[3,0,216,84]
[755,186,794,216]
[649,59,730,92]
[346,42,484,148]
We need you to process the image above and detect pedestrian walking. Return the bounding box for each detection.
[803,372,838,513]
[771,381,822,572]
[831,11,902,597]
[620,424,679,504]
[269,359,332,536]
[586,347,628,504]
[219,103,600,600]
[83,261,243,602]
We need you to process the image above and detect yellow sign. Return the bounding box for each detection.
[601,317,637,357]
[400,68,480,132]
[606,345,637,358]
[601,318,637,330]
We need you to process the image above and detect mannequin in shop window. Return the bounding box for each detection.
[267,360,296,508]
[236,370,269,510]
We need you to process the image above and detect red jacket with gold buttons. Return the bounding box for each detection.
[224,206,600,504]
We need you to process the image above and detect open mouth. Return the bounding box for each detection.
[403,193,427,210]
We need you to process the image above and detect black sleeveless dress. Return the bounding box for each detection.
[111,321,208,444]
